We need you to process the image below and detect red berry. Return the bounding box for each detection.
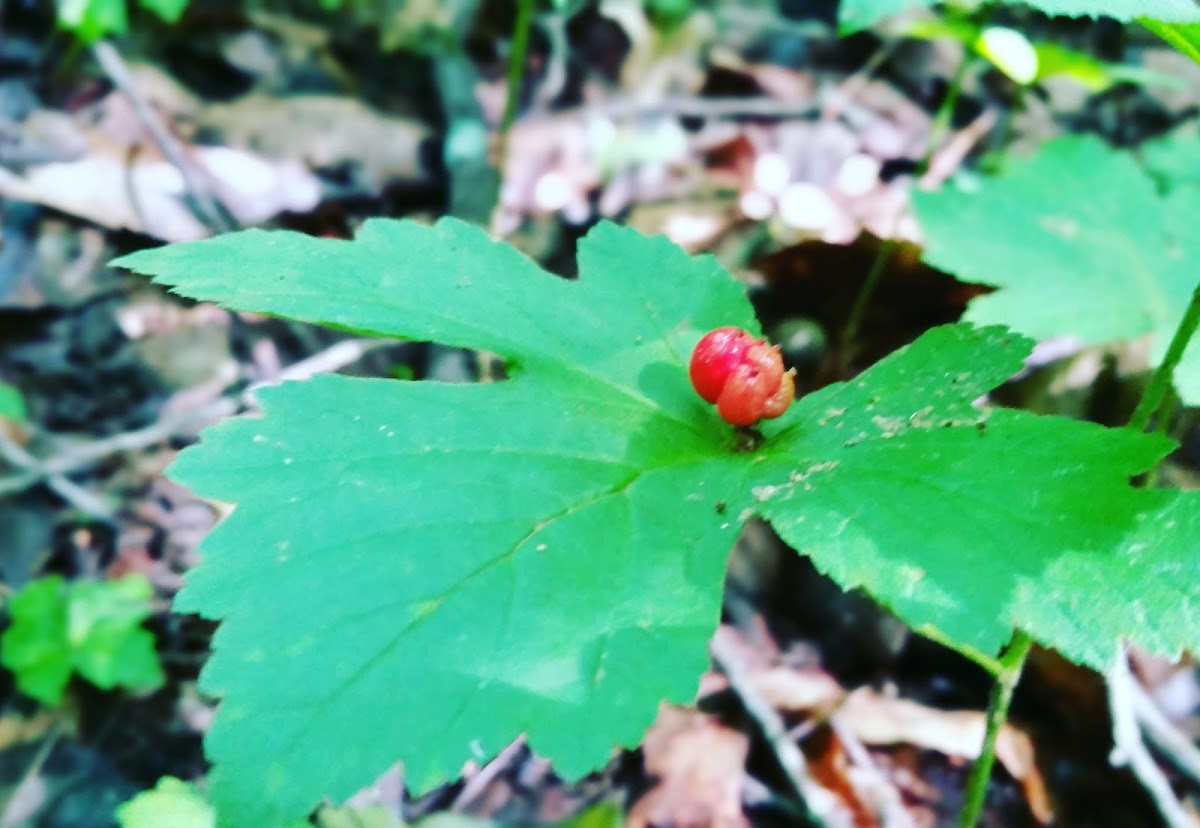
[761,369,796,419]
[689,327,795,425]
[689,327,757,403]
[717,363,774,425]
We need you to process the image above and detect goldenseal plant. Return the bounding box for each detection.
[115,219,1200,827]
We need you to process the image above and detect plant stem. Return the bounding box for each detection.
[921,55,971,174]
[917,623,1005,676]
[1128,281,1200,433]
[840,238,896,352]
[497,0,535,176]
[958,630,1034,828]
[839,55,971,356]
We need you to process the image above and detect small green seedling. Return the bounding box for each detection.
[55,0,189,42]
[1,573,164,705]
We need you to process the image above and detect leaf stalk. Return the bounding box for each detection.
[840,54,972,359]
[497,0,536,176]
[1128,280,1200,433]
[957,629,1033,828]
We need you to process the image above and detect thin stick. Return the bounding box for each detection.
[710,631,847,826]
[1108,647,1194,828]
[957,630,1033,828]
[451,736,526,811]
[0,721,64,828]
[0,338,393,498]
[828,713,916,828]
[1129,669,1200,785]
[92,40,237,236]
[0,429,115,518]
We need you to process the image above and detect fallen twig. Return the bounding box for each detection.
[1108,645,1196,828]
[710,627,849,827]
[828,713,916,828]
[92,40,237,236]
[0,338,394,501]
[1130,663,1200,787]
[0,429,116,518]
[451,735,527,812]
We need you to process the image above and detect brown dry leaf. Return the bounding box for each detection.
[498,115,599,226]
[202,94,431,193]
[0,215,115,310]
[0,110,88,167]
[750,665,845,713]
[629,704,750,828]
[0,131,320,241]
[624,199,735,252]
[0,711,58,751]
[603,0,713,100]
[838,687,1053,823]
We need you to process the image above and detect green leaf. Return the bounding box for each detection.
[0,381,26,422]
[114,219,1200,827]
[913,135,1200,405]
[136,0,190,24]
[838,0,922,32]
[1,574,164,705]
[117,220,756,825]
[1027,0,1200,19]
[1,577,73,703]
[839,0,1200,31]
[1032,42,1182,91]
[55,0,128,40]
[317,805,405,828]
[1141,18,1200,66]
[117,777,216,828]
[753,324,1200,668]
[1140,124,1200,191]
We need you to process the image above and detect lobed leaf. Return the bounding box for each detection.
[913,135,1200,405]
[117,221,758,825]
[116,219,1200,826]
[750,325,1200,668]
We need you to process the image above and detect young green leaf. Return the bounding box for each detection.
[0,381,26,422]
[1141,18,1200,66]
[839,0,1200,31]
[1,574,164,705]
[56,0,129,41]
[1140,124,1200,191]
[117,777,217,828]
[137,0,189,23]
[53,0,188,41]
[114,219,1200,827]
[913,135,1200,405]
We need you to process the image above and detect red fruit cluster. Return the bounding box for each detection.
[689,327,796,426]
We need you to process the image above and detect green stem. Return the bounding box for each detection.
[839,55,972,356]
[840,238,896,351]
[958,630,1034,828]
[497,0,535,176]
[1128,281,1200,433]
[921,55,972,177]
[917,624,1005,676]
